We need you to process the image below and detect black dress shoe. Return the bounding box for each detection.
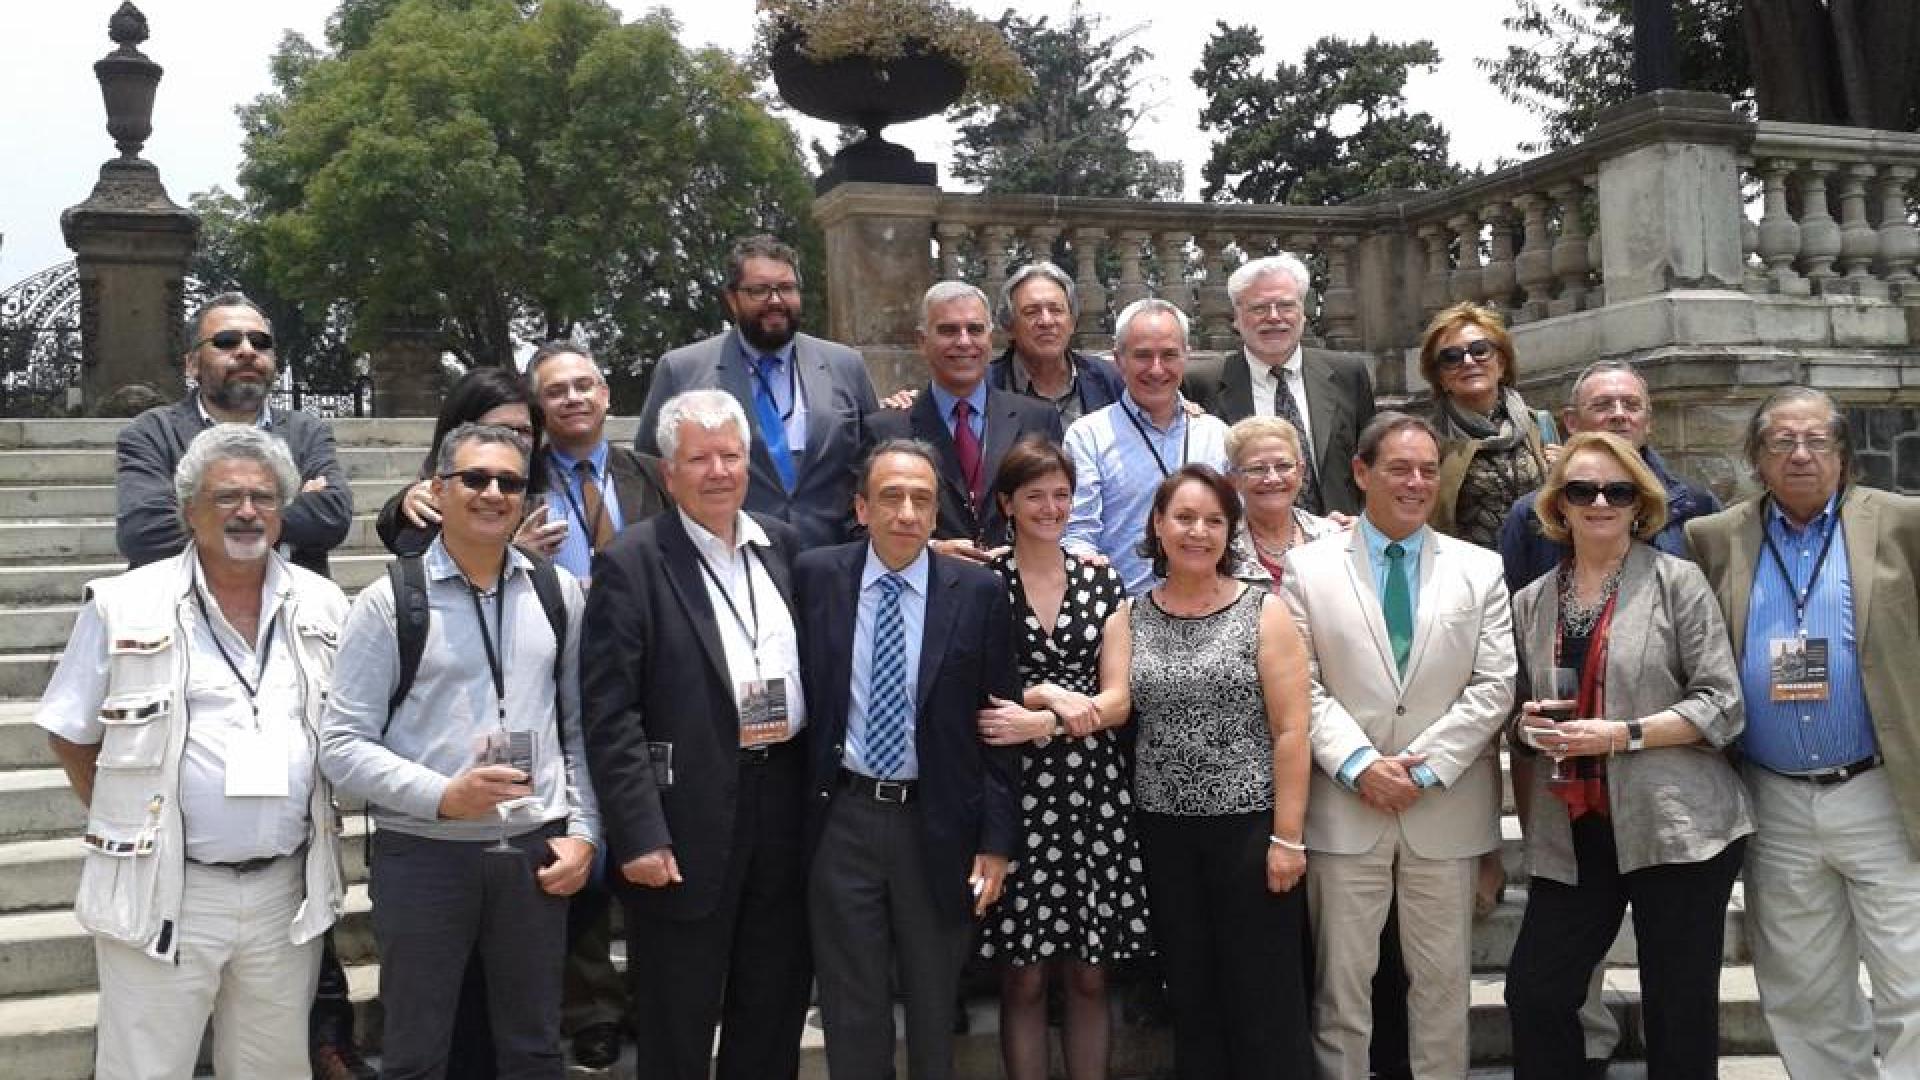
[1583,1057,1611,1080]
[571,1022,622,1069]
[311,1041,378,1080]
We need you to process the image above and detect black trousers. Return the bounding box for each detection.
[1138,810,1311,1080]
[623,742,813,1080]
[1506,816,1745,1079]
[310,930,355,1044]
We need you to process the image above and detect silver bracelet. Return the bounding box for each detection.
[1269,834,1306,852]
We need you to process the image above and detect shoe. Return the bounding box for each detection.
[311,1041,378,1080]
[1583,1057,1611,1079]
[571,1021,622,1070]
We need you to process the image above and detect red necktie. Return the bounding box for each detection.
[952,399,982,505]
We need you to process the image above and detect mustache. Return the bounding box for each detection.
[225,522,267,536]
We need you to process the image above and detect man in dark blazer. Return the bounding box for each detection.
[865,281,1063,562]
[581,389,812,1080]
[638,235,880,550]
[986,260,1126,424]
[794,439,1020,1080]
[1182,253,1376,516]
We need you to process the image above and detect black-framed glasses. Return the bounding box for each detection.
[194,329,276,352]
[1562,480,1640,507]
[735,283,801,302]
[439,469,529,496]
[1435,339,1498,367]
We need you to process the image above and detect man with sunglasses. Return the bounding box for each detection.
[116,292,352,579]
[1687,387,1920,1080]
[637,235,879,550]
[322,421,600,1077]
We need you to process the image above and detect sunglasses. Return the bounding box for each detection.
[1435,339,1498,367]
[1562,480,1641,507]
[195,329,276,352]
[439,469,529,496]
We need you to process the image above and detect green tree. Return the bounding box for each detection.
[950,4,1179,199]
[236,0,817,401]
[1193,28,1466,205]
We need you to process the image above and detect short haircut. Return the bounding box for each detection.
[1567,358,1648,405]
[1534,431,1668,544]
[1113,297,1190,354]
[173,424,300,530]
[1354,410,1441,466]
[920,281,992,330]
[436,421,530,476]
[1417,302,1517,396]
[725,234,802,291]
[1744,385,1853,476]
[183,291,272,355]
[1226,415,1304,467]
[1139,465,1242,579]
[992,433,1076,503]
[656,389,751,461]
[524,340,601,390]
[1226,253,1312,306]
[998,261,1078,331]
[859,437,941,496]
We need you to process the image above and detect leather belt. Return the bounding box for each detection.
[741,738,796,765]
[839,768,916,804]
[188,845,304,874]
[1766,754,1881,787]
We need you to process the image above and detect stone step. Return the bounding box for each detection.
[0,513,392,565]
[0,770,85,843]
[0,552,392,607]
[0,479,412,522]
[0,416,638,451]
[0,447,427,488]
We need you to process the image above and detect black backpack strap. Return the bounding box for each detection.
[383,555,431,734]
[523,555,568,690]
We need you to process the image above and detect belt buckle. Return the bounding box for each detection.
[872,779,911,804]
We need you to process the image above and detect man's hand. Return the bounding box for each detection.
[437,764,533,820]
[514,501,568,557]
[1356,756,1423,815]
[930,538,1003,564]
[882,387,920,411]
[976,696,1051,746]
[537,836,595,896]
[622,847,684,889]
[301,476,329,494]
[969,853,1010,916]
[400,479,440,528]
[1325,511,1356,530]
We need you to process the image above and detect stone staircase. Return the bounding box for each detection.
[0,417,1787,1078]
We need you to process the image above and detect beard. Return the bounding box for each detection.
[735,308,798,352]
[221,527,271,562]
[203,374,270,415]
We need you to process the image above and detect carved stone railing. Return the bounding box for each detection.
[1742,122,1920,300]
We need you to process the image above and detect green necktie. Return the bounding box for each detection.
[1384,541,1412,674]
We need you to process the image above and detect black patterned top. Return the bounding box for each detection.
[1129,583,1273,815]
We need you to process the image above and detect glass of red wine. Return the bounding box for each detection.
[1532,667,1580,783]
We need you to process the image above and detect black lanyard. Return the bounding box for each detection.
[748,349,799,423]
[551,459,609,543]
[466,575,509,727]
[1121,400,1189,478]
[194,590,280,726]
[695,543,765,679]
[1761,496,1840,634]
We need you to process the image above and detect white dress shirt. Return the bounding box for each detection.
[1243,346,1315,451]
[681,509,807,740]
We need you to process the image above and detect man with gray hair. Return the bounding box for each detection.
[38,424,351,1079]
[1183,253,1376,515]
[1064,297,1231,594]
[988,260,1126,423]
[865,281,1062,562]
[581,389,812,1079]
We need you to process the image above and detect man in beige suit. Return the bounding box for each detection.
[1686,386,1920,1080]
[1283,411,1516,1080]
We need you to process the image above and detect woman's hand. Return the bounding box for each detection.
[1266,841,1306,893]
[400,479,440,528]
[976,696,1052,746]
[1523,715,1620,760]
[514,501,568,556]
[1038,684,1101,737]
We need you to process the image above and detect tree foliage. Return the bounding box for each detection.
[236,0,817,400]
[950,5,1179,200]
[1193,28,1467,205]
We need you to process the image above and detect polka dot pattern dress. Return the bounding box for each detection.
[978,551,1153,967]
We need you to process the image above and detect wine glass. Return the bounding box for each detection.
[1532,667,1580,784]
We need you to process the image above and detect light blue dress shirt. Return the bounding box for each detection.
[927,380,988,444]
[739,337,808,456]
[844,544,929,779]
[1338,518,1439,789]
[545,440,622,581]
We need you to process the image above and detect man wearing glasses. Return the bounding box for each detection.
[1687,386,1920,1079]
[638,235,880,550]
[116,292,351,579]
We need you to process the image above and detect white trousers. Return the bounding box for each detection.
[1744,764,1920,1080]
[93,855,320,1080]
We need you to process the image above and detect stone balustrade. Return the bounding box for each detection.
[1743,122,1920,300]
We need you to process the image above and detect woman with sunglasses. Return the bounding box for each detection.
[1224,416,1343,589]
[1503,431,1749,1079]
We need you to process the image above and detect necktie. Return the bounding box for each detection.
[1272,370,1323,515]
[751,355,797,492]
[866,574,911,778]
[951,399,982,506]
[1384,541,1413,675]
[575,460,616,553]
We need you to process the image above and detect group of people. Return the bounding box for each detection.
[33,234,1920,1080]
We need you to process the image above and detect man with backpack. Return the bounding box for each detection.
[321,421,600,1077]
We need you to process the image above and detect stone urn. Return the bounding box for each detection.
[769,32,967,191]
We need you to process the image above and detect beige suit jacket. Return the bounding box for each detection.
[1686,484,1920,852]
[1283,526,1516,859]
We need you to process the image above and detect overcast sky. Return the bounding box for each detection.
[0,0,1544,288]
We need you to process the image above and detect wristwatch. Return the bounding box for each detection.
[1625,720,1645,753]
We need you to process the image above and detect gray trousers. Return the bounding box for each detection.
[369,823,569,1080]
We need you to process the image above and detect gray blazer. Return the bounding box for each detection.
[1510,542,1751,883]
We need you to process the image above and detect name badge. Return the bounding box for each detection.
[1769,636,1830,702]
[739,677,790,748]
[225,722,291,798]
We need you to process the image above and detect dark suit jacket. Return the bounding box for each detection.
[1183,347,1377,515]
[580,510,802,920]
[375,443,671,557]
[115,397,353,577]
[862,384,1063,547]
[794,542,1021,920]
[639,328,879,550]
[986,348,1126,416]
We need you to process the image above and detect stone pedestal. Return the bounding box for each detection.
[369,326,447,417]
[813,183,938,381]
[1589,92,1749,303]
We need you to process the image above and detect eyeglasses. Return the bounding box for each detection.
[1578,395,1647,417]
[1762,433,1837,457]
[195,329,275,352]
[1239,299,1303,319]
[439,469,529,496]
[1435,339,1498,367]
[735,283,801,302]
[1235,461,1298,479]
[207,489,280,512]
[1561,480,1641,507]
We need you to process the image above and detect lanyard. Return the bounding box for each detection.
[749,351,799,423]
[1761,497,1840,634]
[194,590,280,727]
[550,459,609,543]
[466,575,510,728]
[1120,400,1189,478]
[696,543,765,680]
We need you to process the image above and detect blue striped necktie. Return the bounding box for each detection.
[866,573,911,778]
